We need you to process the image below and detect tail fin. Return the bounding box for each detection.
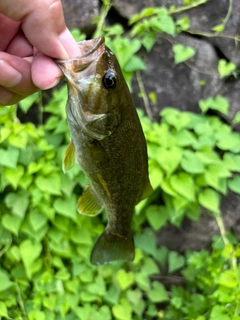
[90,230,134,265]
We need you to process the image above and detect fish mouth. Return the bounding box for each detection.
[56,36,105,73]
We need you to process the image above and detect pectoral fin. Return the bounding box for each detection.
[62,140,76,173]
[138,181,153,203]
[77,185,103,216]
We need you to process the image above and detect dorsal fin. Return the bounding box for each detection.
[62,140,76,173]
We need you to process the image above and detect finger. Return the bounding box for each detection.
[0,86,25,106]
[0,0,79,59]
[0,14,20,51]
[31,53,62,89]
[0,52,38,96]
[6,31,33,57]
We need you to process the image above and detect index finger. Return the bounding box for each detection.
[0,0,79,59]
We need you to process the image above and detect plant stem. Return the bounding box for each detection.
[14,282,27,319]
[136,71,153,121]
[214,213,240,288]
[171,0,208,14]
[93,0,112,38]
[0,236,12,258]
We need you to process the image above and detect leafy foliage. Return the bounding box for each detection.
[165,236,240,320]
[138,100,240,227]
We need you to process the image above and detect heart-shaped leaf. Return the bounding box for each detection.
[20,239,42,269]
[116,270,134,290]
[168,251,185,273]
[147,281,169,303]
[2,214,22,235]
[173,44,195,64]
[112,299,132,320]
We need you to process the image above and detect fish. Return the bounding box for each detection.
[57,36,153,265]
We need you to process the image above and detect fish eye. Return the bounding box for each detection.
[102,72,117,90]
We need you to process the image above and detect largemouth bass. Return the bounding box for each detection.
[57,36,152,265]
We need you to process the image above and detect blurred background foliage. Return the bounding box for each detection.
[1,0,240,319]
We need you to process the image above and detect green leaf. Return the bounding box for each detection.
[146,205,169,230]
[142,32,156,52]
[91,306,112,320]
[0,302,8,318]
[181,150,204,174]
[112,37,141,68]
[28,310,46,320]
[35,173,61,195]
[218,270,238,288]
[216,132,240,152]
[154,15,175,35]
[20,239,42,269]
[157,146,183,176]
[168,251,185,273]
[135,272,151,291]
[232,111,240,124]
[124,55,146,72]
[0,270,12,292]
[19,92,39,113]
[116,270,134,291]
[147,281,169,302]
[170,172,195,201]
[53,196,77,221]
[148,161,163,189]
[228,175,240,194]
[212,24,225,32]
[198,188,220,214]
[196,149,220,165]
[5,191,29,218]
[86,275,106,296]
[104,285,120,305]
[176,17,190,31]
[176,129,197,147]
[173,44,195,64]
[2,214,22,235]
[218,59,236,78]
[112,299,132,320]
[135,228,157,258]
[4,165,24,189]
[209,305,231,320]
[43,294,57,311]
[29,209,48,232]
[0,146,19,169]
[223,153,239,171]
[141,257,159,276]
[148,91,157,105]
[199,96,229,115]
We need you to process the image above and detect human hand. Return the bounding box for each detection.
[0,0,80,106]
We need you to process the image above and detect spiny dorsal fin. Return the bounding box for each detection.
[62,140,76,173]
[138,181,153,203]
[77,185,103,216]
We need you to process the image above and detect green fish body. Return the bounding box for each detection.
[57,36,152,265]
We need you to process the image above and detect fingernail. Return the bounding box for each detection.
[41,77,61,90]
[59,28,80,58]
[0,60,22,87]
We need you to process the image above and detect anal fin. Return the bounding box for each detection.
[77,185,103,216]
[62,140,76,173]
